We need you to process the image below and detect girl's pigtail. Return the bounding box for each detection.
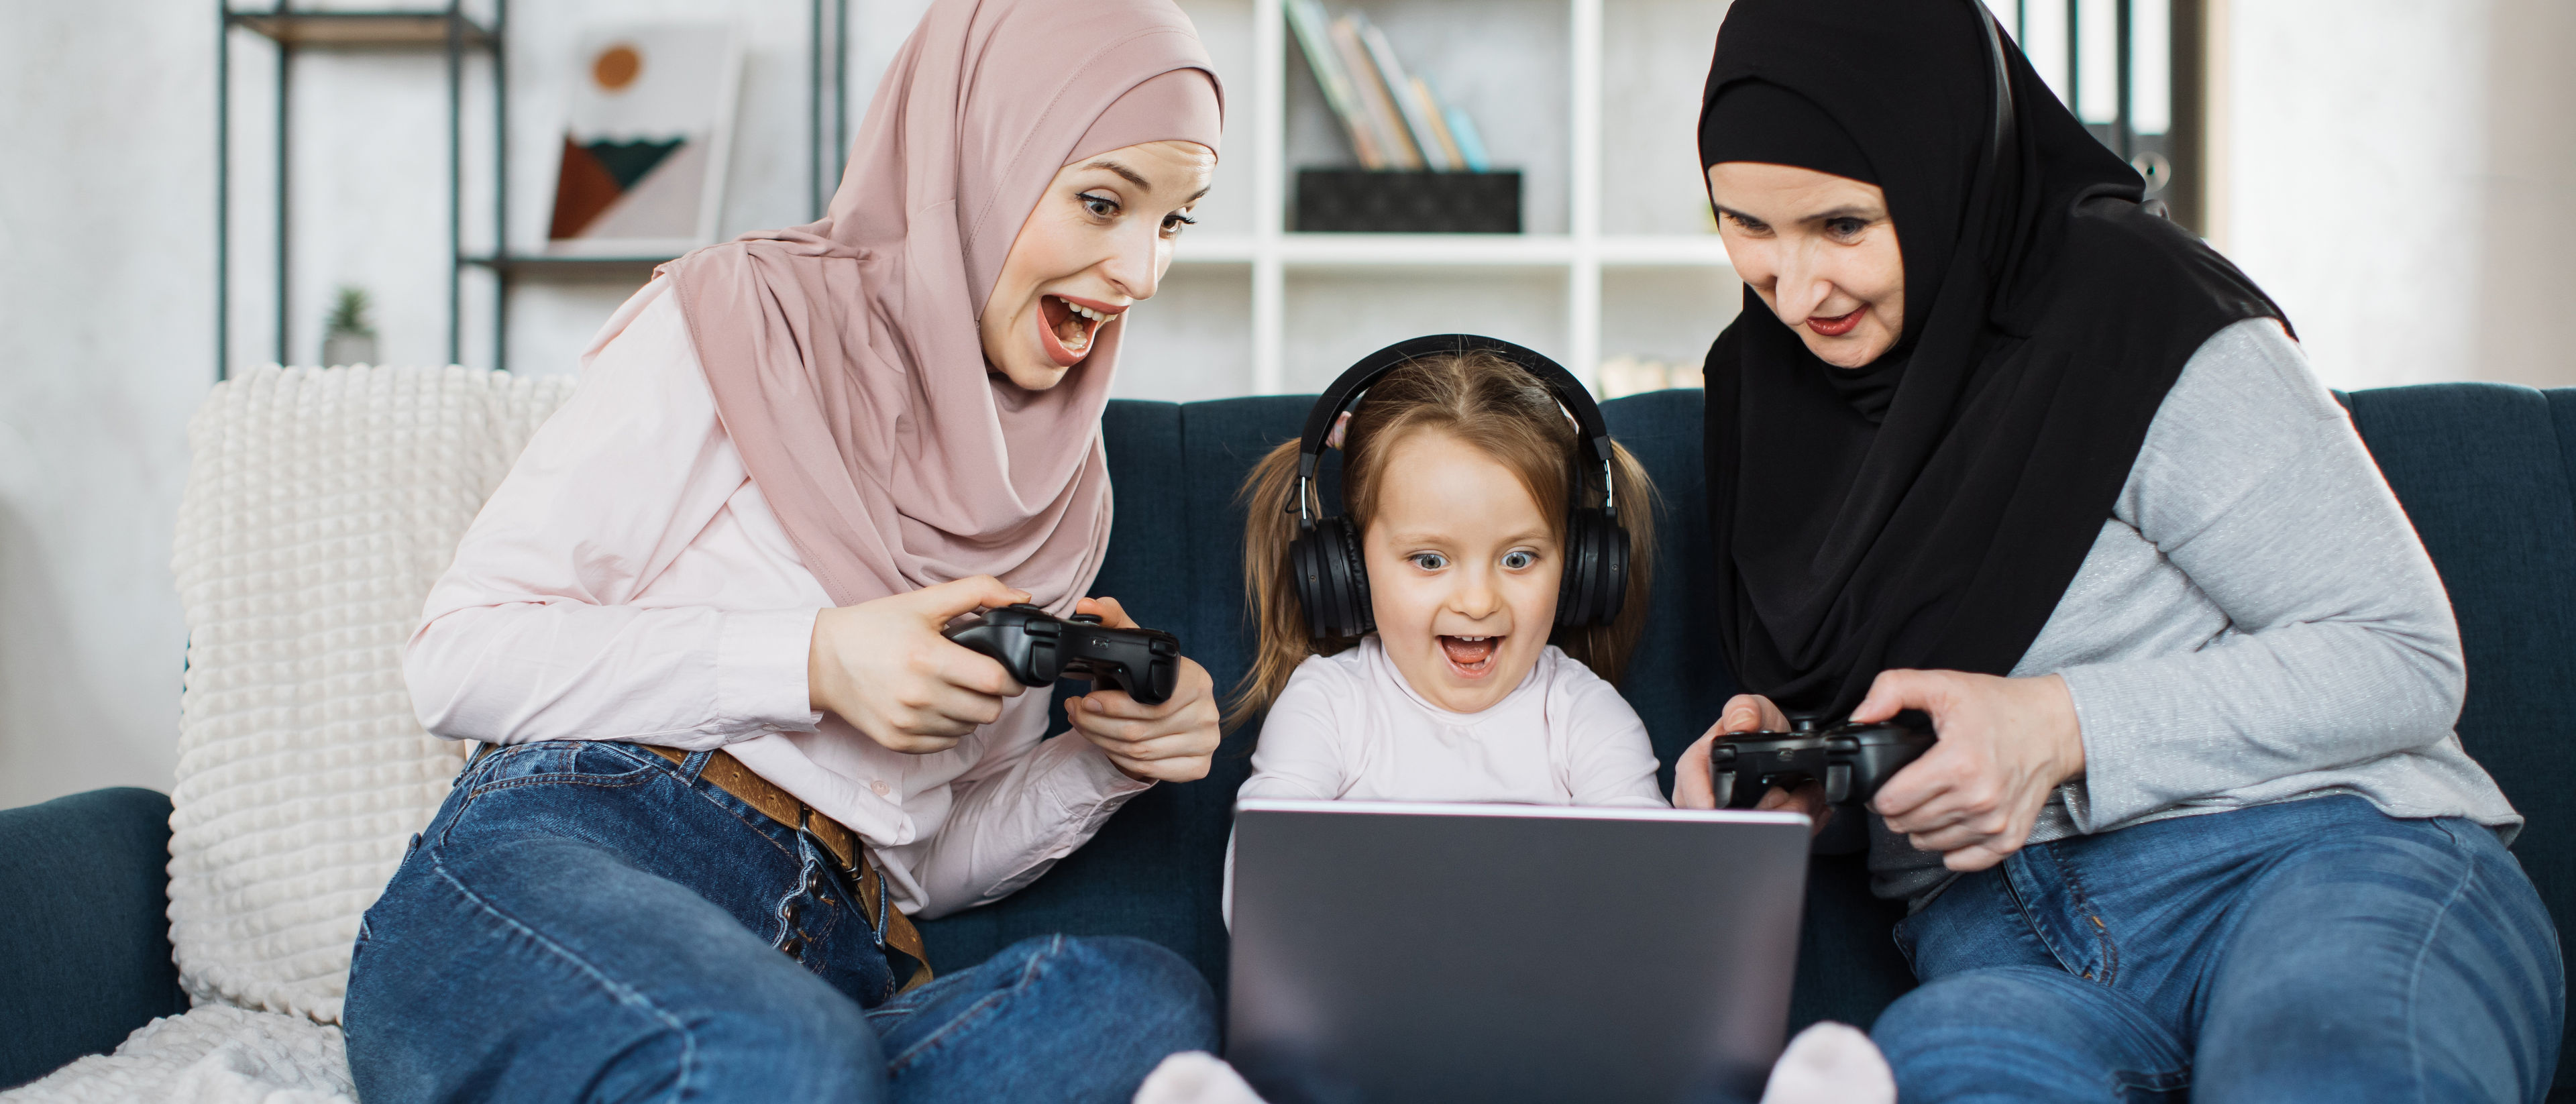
[1226,439,1318,731]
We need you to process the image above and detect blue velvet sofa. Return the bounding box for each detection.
[6,382,2573,1095]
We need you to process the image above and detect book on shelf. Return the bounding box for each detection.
[1284,0,1387,168]
[1354,14,1460,171]
[1291,3,1493,175]
[1328,14,1422,170]
[1409,76,1466,170]
[1444,104,1491,172]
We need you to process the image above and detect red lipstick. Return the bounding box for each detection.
[1805,309,1865,337]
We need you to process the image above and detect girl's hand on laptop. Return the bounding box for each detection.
[1856,669,2083,872]
[1065,596,1222,784]
[1671,694,1833,835]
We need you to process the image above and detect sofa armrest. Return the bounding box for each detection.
[0,787,189,1089]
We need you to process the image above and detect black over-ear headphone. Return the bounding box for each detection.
[1968,0,2017,180]
[1285,334,1629,641]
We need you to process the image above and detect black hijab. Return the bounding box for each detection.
[1700,0,2287,718]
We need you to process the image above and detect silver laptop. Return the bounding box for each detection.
[1226,798,1811,1104]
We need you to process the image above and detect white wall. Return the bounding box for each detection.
[3,0,2572,806]
[0,0,209,808]
[2220,0,2576,389]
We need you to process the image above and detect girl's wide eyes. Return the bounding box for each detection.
[1079,191,1119,219]
[1409,552,1449,571]
[1500,550,1537,570]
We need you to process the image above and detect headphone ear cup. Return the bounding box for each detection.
[1288,525,1330,639]
[1292,517,1375,640]
[1556,508,1599,626]
[1334,518,1375,637]
[1555,508,1629,628]
[1593,520,1630,625]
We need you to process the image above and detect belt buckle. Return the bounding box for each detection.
[797,808,872,897]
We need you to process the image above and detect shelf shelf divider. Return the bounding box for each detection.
[1251,0,1287,394]
[229,10,498,50]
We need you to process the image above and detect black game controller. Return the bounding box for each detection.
[1710,718,1936,810]
[943,604,1182,706]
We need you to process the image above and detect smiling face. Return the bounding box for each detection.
[978,140,1216,390]
[1707,161,1907,369]
[1360,427,1562,714]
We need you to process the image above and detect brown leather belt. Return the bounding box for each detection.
[641,744,932,992]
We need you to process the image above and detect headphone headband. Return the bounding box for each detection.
[1970,1,2017,175]
[1292,335,1617,521]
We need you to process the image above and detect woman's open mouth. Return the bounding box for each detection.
[1037,294,1123,368]
[1439,634,1501,679]
[1805,308,1865,337]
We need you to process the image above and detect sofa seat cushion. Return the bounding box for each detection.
[0,1005,352,1104]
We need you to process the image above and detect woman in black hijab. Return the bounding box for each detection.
[1670,1,2560,1100]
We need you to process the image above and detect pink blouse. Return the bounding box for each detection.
[405,278,1151,919]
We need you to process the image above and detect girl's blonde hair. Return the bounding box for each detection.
[1226,351,1658,730]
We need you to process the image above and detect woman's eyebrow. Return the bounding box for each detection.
[1084,158,1210,205]
[1805,205,1885,222]
[1084,160,1153,189]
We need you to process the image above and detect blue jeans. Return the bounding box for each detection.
[343,740,1217,1103]
[1873,795,2563,1103]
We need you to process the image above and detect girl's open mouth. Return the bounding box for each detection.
[1037,294,1121,368]
[1440,634,1501,678]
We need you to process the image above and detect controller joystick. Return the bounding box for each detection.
[943,603,1183,706]
[1709,717,1935,810]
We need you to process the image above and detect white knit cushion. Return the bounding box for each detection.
[166,365,574,1024]
[0,1005,352,1104]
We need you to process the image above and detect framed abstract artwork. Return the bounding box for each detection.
[547,24,743,256]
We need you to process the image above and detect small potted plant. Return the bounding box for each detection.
[321,286,379,367]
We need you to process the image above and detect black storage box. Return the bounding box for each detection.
[1293,168,1522,233]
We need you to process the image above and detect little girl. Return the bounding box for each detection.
[1195,341,1897,1104]
[1228,343,1666,818]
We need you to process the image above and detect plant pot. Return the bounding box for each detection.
[322,333,378,368]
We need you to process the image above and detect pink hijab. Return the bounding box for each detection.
[663,0,1222,613]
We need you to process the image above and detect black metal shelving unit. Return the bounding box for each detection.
[217,0,851,380]
[2002,0,2208,231]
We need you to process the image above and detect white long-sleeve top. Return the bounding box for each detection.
[1222,637,1668,923]
[404,278,1151,919]
[1238,638,1671,808]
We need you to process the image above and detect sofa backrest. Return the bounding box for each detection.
[919,383,2576,1057]
[2344,384,2576,1089]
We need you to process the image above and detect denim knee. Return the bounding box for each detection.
[667,975,884,1099]
[1875,968,2189,1104]
[1030,936,1219,1052]
[1875,969,2065,1054]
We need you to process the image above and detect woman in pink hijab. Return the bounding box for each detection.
[343,0,1228,1099]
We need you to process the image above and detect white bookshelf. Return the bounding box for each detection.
[1116,0,1741,400]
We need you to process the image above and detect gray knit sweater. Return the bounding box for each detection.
[1872,317,2522,905]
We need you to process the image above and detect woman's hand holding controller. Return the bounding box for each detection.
[1856,670,2084,872]
[1063,596,1222,784]
[1671,694,1834,834]
[808,575,1031,755]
